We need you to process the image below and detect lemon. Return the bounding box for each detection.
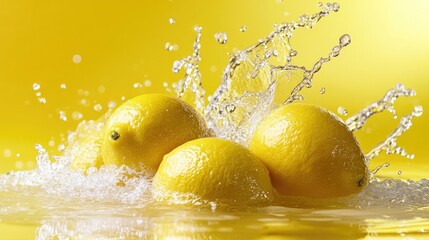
[152,137,274,205]
[249,103,369,198]
[66,117,106,171]
[101,94,211,173]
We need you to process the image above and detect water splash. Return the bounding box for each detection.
[0,3,426,224]
[172,26,205,114]
[343,83,423,165]
[202,3,347,144]
[345,83,417,132]
[214,32,228,44]
[365,105,423,163]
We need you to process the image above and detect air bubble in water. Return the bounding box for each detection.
[168,18,175,24]
[240,25,247,32]
[398,170,403,175]
[214,32,228,44]
[60,83,67,89]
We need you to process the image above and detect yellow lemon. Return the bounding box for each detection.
[249,103,369,198]
[101,94,211,173]
[66,117,106,171]
[152,137,274,205]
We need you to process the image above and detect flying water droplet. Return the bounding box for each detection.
[133,83,142,88]
[339,34,351,47]
[165,42,174,51]
[93,104,103,112]
[168,18,175,25]
[71,111,83,120]
[144,80,152,87]
[33,83,41,91]
[214,32,228,44]
[240,25,247,32]
[319,87,326,94]
[338,106,348,116]
[72,54,82,64]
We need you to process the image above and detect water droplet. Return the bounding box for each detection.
[317,2,323,7]
[3,149,12,158]
[413,105,423,117]
[121,96,126,101]
[225,104,236,113]
[319,87,326,94]
[16,153,21,158]
[108,101,117,109]
[59,111,67,121]
[240,25,247,32]
[58,144,65,152]
[289,50,298,57]
[165,42,174,51]
[15,161,23,169]
[194,25,202,32]
[71,111,83,120]
[93,104,103,112]
[339,34,351,47]
[398,170,402,175]
[60,83,67,89]
[97,85,106,94]
[72,54,82,64]
[163,82,169,88]
[133,83,142,88]
[332,2,340,12]
[214,32,228,44]
[144,80,152,87]
[168,18,175,24]
[337,106,348,116]
[33,83,41,91]
[172,60,183,73]
[38,98,47,104]
[48,140,55,147]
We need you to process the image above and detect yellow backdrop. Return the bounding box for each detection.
[0,0,428,180]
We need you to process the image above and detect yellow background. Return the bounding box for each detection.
[0,0,428,180]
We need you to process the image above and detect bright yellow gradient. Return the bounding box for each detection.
[0,0,428,181]
[0,1,428,239]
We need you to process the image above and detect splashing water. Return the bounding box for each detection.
[0,5,427,238]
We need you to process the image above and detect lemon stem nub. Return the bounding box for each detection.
[357,178,364,187]
[111,131,120,141]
